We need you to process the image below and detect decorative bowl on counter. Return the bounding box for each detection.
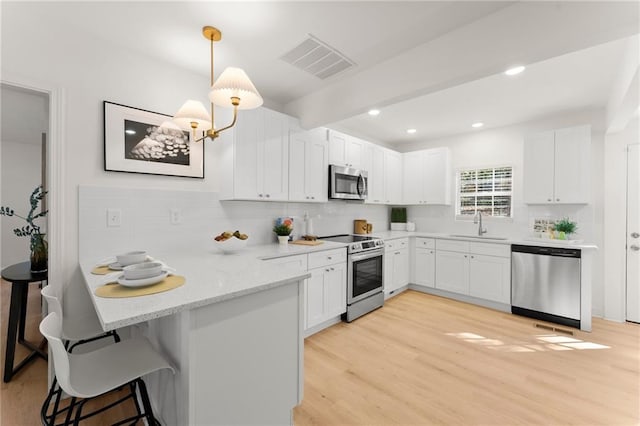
[214,237,248,254]
[123,262,163,280]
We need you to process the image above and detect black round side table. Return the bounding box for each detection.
[1,261,48,382]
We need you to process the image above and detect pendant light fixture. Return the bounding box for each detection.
[173,26,263,142]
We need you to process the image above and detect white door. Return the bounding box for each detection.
[305,269,326,329]
[368,147,385,204]
[325,262,347,318]
[306,133,328,202]
[328,130,346,166]
[523,130,555,204]
[468,254,511,303]
[554,125,590,204]
[414,248,435,288]
[288,128,308,202]
[345,137,363,169]
[402,152,423,204]
[423,148,450,204]
[260,109,289,200]
[626,144,640,323]
[435,250,470,294]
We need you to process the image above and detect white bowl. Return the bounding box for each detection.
[214,238,247,254]
[116,251,147,266]
[123,262,163,280]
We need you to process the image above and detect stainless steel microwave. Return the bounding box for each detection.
[329,165,368,200]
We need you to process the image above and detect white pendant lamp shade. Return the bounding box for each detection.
[208,67,263,110]
[173,100,211,129]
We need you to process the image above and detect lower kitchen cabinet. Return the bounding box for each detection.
[468,254,511,304]
[414,248,435,287]
[305,262,346,329]
[384,238,409,295]
[435,250,470,294]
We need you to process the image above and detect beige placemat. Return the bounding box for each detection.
[95,275,185,298]
[91,266,112,275]
[289,240,324,246]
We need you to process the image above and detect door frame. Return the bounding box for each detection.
[626,143,640,322]
[1,74,66,295]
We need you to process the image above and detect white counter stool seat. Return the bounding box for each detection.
[40,312,174,425]
[40,286,121,425]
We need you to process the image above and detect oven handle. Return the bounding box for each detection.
[350,250,383,262]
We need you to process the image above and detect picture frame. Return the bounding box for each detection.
[103,101,204,178]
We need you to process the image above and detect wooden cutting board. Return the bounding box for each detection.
[289,240,324,246]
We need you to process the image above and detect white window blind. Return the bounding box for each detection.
[456,166,513,218]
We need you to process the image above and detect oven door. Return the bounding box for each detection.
[348,249,383,304]
[330,165,368,200]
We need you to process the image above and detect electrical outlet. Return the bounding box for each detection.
[170,208,182,225]
[107,208,122,227]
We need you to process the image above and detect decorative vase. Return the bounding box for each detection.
[278,235,289,245]
[556,231,566,240]
[30,233,48,273]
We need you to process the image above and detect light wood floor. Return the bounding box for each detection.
[293,290,640,425]
[1,285,638,425]
[0,279,136,425]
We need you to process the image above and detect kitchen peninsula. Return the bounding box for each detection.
[80,244,347,425]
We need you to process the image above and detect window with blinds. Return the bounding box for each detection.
[456,166,513,218]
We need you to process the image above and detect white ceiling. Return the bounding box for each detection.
[3,1,639,146]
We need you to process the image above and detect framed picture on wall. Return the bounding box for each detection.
[103,101,204,178]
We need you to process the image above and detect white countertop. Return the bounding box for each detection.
[368,230,597,250]
[81,242,345,331]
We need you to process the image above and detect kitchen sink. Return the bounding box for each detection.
[448,234,509,241]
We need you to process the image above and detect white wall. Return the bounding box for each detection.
[604,116,639,322]
[1,140,43,268]
[396,109,607,317]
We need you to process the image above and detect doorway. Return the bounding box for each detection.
[626,143,640,323]
[0,83,49,269]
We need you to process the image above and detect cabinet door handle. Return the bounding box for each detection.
[395,251,401,255]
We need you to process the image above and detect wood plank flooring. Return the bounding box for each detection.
[293,290,640,425]
[1,284,638,425]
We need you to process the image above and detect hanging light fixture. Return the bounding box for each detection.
[173,26,263,142]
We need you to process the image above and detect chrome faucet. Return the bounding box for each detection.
[474,211,487,236]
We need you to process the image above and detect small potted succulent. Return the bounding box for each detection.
[390,207,407,231]
[273,223,292,245]
[553,218,578,240]
[0,185,48,272]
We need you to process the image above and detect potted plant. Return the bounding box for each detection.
[0,185,48,272]
[273,223,292,245]
[553,218,578,240]
[390,207,407,231]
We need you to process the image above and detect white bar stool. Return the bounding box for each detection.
[40,312,174,425]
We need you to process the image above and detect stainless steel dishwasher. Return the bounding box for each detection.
[511,244,581,329]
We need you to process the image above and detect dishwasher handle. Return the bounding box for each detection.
[511,244,581,258]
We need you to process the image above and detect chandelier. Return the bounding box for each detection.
[173,26,263,142]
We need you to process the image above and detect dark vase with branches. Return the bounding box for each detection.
[0,186,48,273]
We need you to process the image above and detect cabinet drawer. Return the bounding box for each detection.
[308,248,347,269]
[469,242,510,258]
[436,239,470,253]
[262,254,308,271]
[415,238,435,249]
[385,238,409,253]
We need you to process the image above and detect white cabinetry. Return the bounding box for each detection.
[384,238,409,296]
[403,147,451,205]
[221,107,289,201]
[523,125,590,204]
[328,130,364,168]
[433,239,510,304]
[289,127,328,202]
[305,249,347,330]
[366,145,386,204]
[384,150,403,204]
[414,238,435,288]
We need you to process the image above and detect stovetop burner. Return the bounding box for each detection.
[318,234,384,254]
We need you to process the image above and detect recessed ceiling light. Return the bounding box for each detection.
[505,66,525,76]
[407,128,417,134]
[125,129,136,135]
[472,122,484,128]
[368,109,380,116]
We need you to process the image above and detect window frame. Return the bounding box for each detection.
[455,165,514,221]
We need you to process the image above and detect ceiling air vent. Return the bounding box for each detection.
[280,35,355,80]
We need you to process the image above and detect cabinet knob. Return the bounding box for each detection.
[327,256,332,260]
[311,196,315,200]
[631,232,640,239]
[326,268,330,272]
[266,194,270,198]
[464,255,468,258]
[471,255,474,259]
[430,251,434,254]
[547,198,552,202]
[556,198,559,202]
[395,251,401,255]
[330,267,335,271]
[258,194,263,197]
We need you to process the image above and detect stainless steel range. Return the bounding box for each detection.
[318,234,384,322]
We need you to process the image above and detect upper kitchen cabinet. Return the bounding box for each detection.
[289,127,329,203]
[365,144,386,204]
[220,107,290,201]
[523,125,591,204]
[402,147,451,205]
[328,130,364,169]
[384,150,403,204]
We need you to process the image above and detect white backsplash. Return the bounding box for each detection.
[78,185,389,262]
